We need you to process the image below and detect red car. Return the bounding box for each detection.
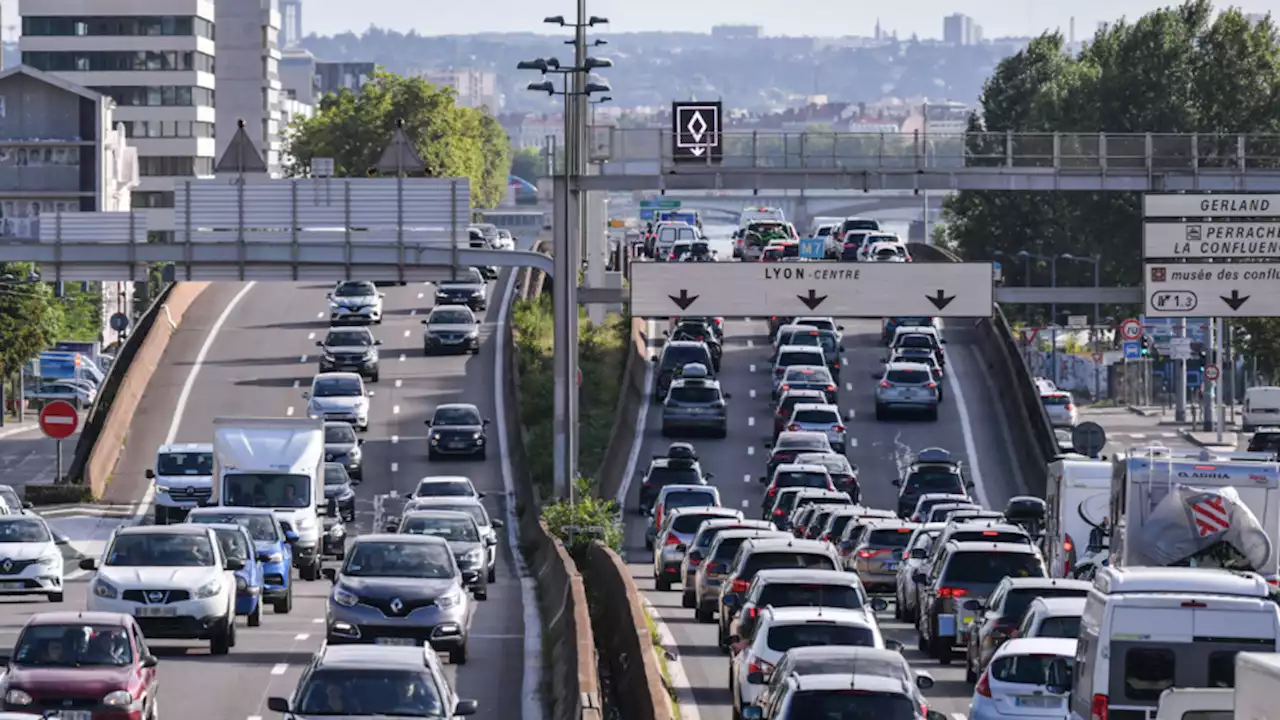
[1,612,159,719]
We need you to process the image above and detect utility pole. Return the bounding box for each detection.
[1175,318,1187,423]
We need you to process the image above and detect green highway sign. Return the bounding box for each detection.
[640,200,681,209]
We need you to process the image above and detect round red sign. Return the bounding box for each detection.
[39,400,79,440]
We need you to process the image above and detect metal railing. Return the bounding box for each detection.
[594,129,1280,172]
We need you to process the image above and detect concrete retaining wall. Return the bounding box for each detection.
[594,318,649,500]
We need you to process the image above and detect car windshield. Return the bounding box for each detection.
[107,533,216,567]
[344,541,454,579]
[758,583,862,609]
[897,334,934,349]
[401,516,480,542]
[314,378,362,397]
[14,625,133,668]
[866,528,915,548]
[766,624,876,652]
[945,552,1045,583]
[672,513,722,534]
[430,309,474,325]
[1005,589,1088,619]
[886,369,930,384]
[212,527,250,562]
[787,690,915,720]
[776,472,830,488]
[664,491,717,510]
[433,407,481,425]
[296,668,446,716]
[325,425,357,444]
[416,481,472,497]
[334,282,375,297]
[843,219,879,232]
[992,653,1071,685]
[439,269,484,285]
[670,386,720,403]
[324,465,349,486]
[744,551,836,575]
[415,502,488,527]
[223,473,312,509]
[190,513,280,542]
[156,451,213,476]
[0,518,50,543]
[792,409,837,424]
[1043,395,1072,406]
[661,345,709,370]
[324,331,372,347]
[1038,615,1083,638]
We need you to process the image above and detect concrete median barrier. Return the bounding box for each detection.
[595,317,649,500]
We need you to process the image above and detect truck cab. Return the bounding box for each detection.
[147,443,215,524]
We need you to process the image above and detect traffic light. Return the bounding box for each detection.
[1140,335,1151,357]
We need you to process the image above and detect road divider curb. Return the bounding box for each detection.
[596,317,650,500]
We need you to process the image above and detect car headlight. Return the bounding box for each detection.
[462,549,483,564]
[472,432,483,440]
[38,554,60,569]
[466,329,480,338]
[329,300,340,308]
[349,446,362,460]
[264,552,284,563]
[431,434,442,444]
[194,579,222,599]
[235,576,247,592]
[102,690,133,707]
[437,589,463,609]
[4,689,31,705]
[322,353,335,361]
[155,485,171,494]
[329,525,345,539]
[93,579,119,599]
[470,290,482,296]
[332,586,358,607]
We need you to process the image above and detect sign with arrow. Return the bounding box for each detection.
[671,101,724,163]
[629,261,994,318]
[1143,261,1280,318]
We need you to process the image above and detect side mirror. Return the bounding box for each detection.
[662,330,670,336]
[761,440,772,448]
[758,476,768,484]
[421,319,429,325]
[642,506,652,517]
[891,479,901,487]
[688,550,703,561]
[483,418,492,425]
[742,708,763,720]
[378,292,386,297]
[384,522,400,533]
[301,391,310,399]
[315,341,323,347]
[225,557,245,571]
[267,697,290,713]
[256,552,273,563]
[885,638,904,653]
[870,597,889,612]
[941,338,948,343]
[485,536,497,546]
[78,558,97,571]
[910,548,926,559]
[837,325,845,331]
[962,599,982,611]
[723,392,732,399]
[144,469,155,479]
[141,654,159,668]
[424,420,432,426]
[454,699,479,716]
[22,502,31,510]
[357,438,365,445]
[284,530,299,544]
[727,634,740,645]
[722,594,740,607]
[879,356,888,363]
[746,670,765,685]
[475,318,482,324]
[325,293,333,299]
[912,572,927,585]
[321,567,337,582]
[966,481,976,489]
[915,671,935,690]
[492,519,504,529]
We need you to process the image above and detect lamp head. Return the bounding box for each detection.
[516,59,548,72]
[588,15,609,25]
[584,56,613,70]
[543,15,565,25]
[525,81,556,95]
[584,81,612,94]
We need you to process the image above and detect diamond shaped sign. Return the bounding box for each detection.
[672,101,724,163]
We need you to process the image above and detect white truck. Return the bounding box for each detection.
[1044,454,1112,578]
[147,443,215,524]
[1233,651,1280,719]
[1108,447,1279,579]
[212,417,326,580]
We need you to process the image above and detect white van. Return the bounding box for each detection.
[1243,386,1280,432]
[1044,455,1111,577]
[1068,566,1280,720]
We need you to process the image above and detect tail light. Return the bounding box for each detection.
[857,548,885,559]
[688,556,702,567]
[819,533,829,542]
[879,381,891,388]
[833,362,840,369]
[711,401,725,409]
[713,318,722,327]
[926,382,937,389]
[773,508,785,516]
[975,668,992,697]
[767,487,778,496]
[937,587,968,598]
[834,425,845,432]
[746,607,759,619]
[706,562,725,574]
[654,504,663,525]
[1091,694,1108,720]
[1063,535,1075,576]
[825,385,836,391]
[780,384,791,392]
[788,424,800,431]
[730,578,750,593]
[747,658,776,679]
[1065,404,1074,411]
[664,534,682,546]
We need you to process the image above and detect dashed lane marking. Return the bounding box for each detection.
[403,329,411,337]
[393,405,401,415]
[292,380,300,388]
[307,332,315,340]
[842,356,849,366]
[749,364,756,373]
[311,618,323,624]
[409,309,417,316]
[270,664,288,675]
[417,292,424,299]
[248,716,262,720]
[395,379,403,388]
[316,312,324,318]
[746,339,753,347]
[391,462,399,472]
[391,435,399,445]
[741,499,749,508]
[743,474,751,483]
[399,354,406,362]
[747,417,755,427]
[850,437,858,448]
[294,633,309,641]
[299,355,308,363]
[845,382,853,391]
[747,446,755,456]
[749,389,756,398]
[285,407,294,417]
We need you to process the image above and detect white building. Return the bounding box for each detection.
[943,14,983,46]
[19,0,218,238]
[513,117,564,151]
[421,67,498,110]
[216,0,283,175]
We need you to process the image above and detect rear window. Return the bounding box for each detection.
[776,472,830,489]
[992,653,1070,685]
[670,386,720,403]
[951,530,1029,545]
[766,623,876,653]
[886,369,931,384]
[943,551,1044,584]
[693,526,731,549]
[775,493,801,512]
[896,334,935,348]
[1004,588,1088,620]
[758,583,862,609]
[796,495,849,510]
[1043,395,1072,406]
[672,514,720,534]
[787,690,914,720]
[776,436,829,451]
[779,352,824,367]
[1037,615,1082,639]
[648,466,701,485]
[665,491,717,510]
[785,367,831,383]
[828,515,854,538]
[908,472,963,492]
[842,219,880,232]
[660,345,709,369]
[792,409,837,424]
[867,528,916,548]
[782,332,820,348]
[743,551,836,576]
[713,537,751,561]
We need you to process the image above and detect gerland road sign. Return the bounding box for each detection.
[39,400,79,440]
[671,101,723,163]
[1144,222,1280,259]
[1143,193,1280,218]
[629,261,994,318]
[1143,262,1280,317]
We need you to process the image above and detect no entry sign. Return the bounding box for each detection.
[39,400,79,440]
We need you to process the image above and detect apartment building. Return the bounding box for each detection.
[19,0,218,237]
[314,60,374,96]
[421,67,497,109]
[280,47,316,104]
[943,13,983,45]
[216,0,283,175]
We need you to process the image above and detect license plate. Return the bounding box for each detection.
[960,615,974,626]
[58,713,91,720]
[448,441,468,449]
[375,637,419,647]
[135,606,177,617]
[0,582,24,590]
[1015,696,1057,708]
[884,563,898,571]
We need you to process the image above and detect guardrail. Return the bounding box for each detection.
[595,129,1280,172]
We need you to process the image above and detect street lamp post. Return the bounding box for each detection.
[1017,251,1055,381]
[1059,253,1103,401]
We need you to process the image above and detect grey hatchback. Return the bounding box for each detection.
[662,377,731,437]
[875,361,940,421]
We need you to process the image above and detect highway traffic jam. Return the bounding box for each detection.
[626,209,1280,720]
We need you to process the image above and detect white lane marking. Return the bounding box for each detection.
[848,408,855,419]
[316,312,323,318]
[749,363,756,373]
[747,445,755,456]
[1131,433,1147,439]
[395,379,403,388]
[299,355,308,363]
[845,382,853,391]
[749,388,756,398]
[417,292,424,299]
[248,716,262,720]
[294,633,309,641]
[311,618,323,624]
[410,308,417,316]
[849,437,857,448]
[494,266,546,720]
[392,405,401,415]
[391,435,399,445]
[742,499,749,508]
[746,339,753,347]
[641,597,703,720]
[747,417,755,427]
[307,332,315,340]
[745,317,751,322]
[842,355,849,366]
[943,323,990,509]
[1161,432,1177,438]
[951,714,967,720]
[399,353,406,362]
[743,474,751,483]
[270,664,288,675]
[390,462,399,472]
[285,407,294,417]
[403,329,411,338]
[292,380,300,388]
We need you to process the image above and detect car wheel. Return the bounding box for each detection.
[273,585,293,614]
[428,449,438,461]
[477,447,488,461]
[449,642,468,665]
[210,618,232,655]
[47,592,63,603]
[875,404,886,421]
[488,565,497,584]
[301,561,319,581]
[474,586,488,601]
[966,651,978,682]
[371,370,380,383]
[682,591,695,609]
[154,506,168,525]
[248,599,263,627]
[927,408,939,422]
[655,576,672,592]
[424,345,432,356]
[893,592,903,620]
[695,605,713,623]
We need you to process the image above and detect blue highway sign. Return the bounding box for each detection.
[799,237,825,259]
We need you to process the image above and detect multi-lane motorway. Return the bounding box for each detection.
[0,275,531,719]
[622,315,1033,720]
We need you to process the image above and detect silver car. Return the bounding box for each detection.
[680,519,775,609]
[644,484,722,549]
[305,372,371,430]
[1042,390,1078,428]
[771,346,827,392]
[652,506,742,592]
[328,280,384,324]
[399,497,503,583]
[692,528,790,622]
[874,361,939,422]
[422,305,481,355]
[896,522,945,623]
[783,402,846,453]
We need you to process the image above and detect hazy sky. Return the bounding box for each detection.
[294,0,1278,38]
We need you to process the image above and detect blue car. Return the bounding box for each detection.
[186,506,296,614]
[209,523,266,626]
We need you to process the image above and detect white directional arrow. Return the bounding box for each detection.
[690,147,705,156]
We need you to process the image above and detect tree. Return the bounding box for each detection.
[941,1,1280,335]
[510,147,542,183]
[283,68,512,208]
[0,263,63,380]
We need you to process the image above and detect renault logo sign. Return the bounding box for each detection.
[1,560,11,573]
[672,101,723,163]
[390,597,404,614]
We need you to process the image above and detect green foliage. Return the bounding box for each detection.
[0,263,63,379]
[943,1,1280,329]
[25,482,93,506]
[540,476,623,553]
[283,68,512,208]
[510,147,543,183]
[59,283,104,343]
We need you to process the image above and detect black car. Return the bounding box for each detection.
[434,267,489,311]
[324,462,357,522]
[322,515,347,561]
[316,327,382,382]
[894,447,973,518]
[651,341,715,401]
[324,421,364,480]
[763,431,833,479]
[668,321,722,371]
[426,403,490,461]
[636,456,710,512]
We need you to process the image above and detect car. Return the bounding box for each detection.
[875,361,940,421]
[400,497,501,582]
[651,507,742,591]
[1041,390,1078,428]
[0,485,32,515]
[1012,595,1085,640]
[323,534,482,663]
[425,403,490,460]
[716,537,842,649]
[0,612,160,716]
[393,510,491,599]
[883,316,937,345]
[772,388,828,438]
[887,347,945,401]
[316,326,382,381]
[895,522,946,622]
[323,421,364,480]
[323,463,357,522]
[779,490,851,531]
[832,216,880,246]
[762,487,814,529]
[321,513,347,563]
[909,493,973,523]
[422,304,482,355]
[304,372,371,431]
[205,522,268,627]
[147,443,215,524]
[792,452,859,502]
[25,380,96,409]
[651,340,715,401]
[846,519,919,594]
[763,431,833,479]
[636,456,710,512]
[694,528,790,623]
[859,235,907,261]
[433,267,488,311]
[683,520,777,612]
[968,638,1076,720]
[667,320,723,370]
[186,507,296,614]
[894,448,972,518]
[965,577,1091,681]
[661,375,730,437]
[788,503,845,539]
[771,348,828,396]
[924,501,982,524]
[327,280,384,324]
[794,504,851,541]
[729,569,890,647]
[775,365,837,404]
[668,315,724,342]
[920,520,1035,573]
[748,646,938,720]
[644,484,722,550]
[774,326,843,380]
[413,475,482,499]
[891,325,946,366]
[782,403,846,453]
[80,525,240,655]
[0,516,63,602]
[814,507,865,545]
[267,643,479,718]
[915,541,1047,663]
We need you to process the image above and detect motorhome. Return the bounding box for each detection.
[211,418,326,580]
[1109,447,1280,579]
[1045,455,1112,577]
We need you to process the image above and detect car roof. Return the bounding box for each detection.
[188,506,275,517]
[407,497,485,511]
[777,345,825,354]
[433,404,479,413]
[353,533,449,547]
[860,519,918,532]
[666,506,735,518]
[117,524,211,537]
[1000,577,1092,591]
[742,537,833,553]
[779,388,825,397]
[792,403,838,413]
[715,529,790,542]
[664,340,706,348]
[885,361,932,371]
[944,521,1027,535]
[314,371,362,382]
[765,607,874,626]
[157,443,212,453]
[774,463,830,474]
[794,489,849,499]
[1030,596,1088,615]
[947,540,1038,554]
[318,644,438,670]
[994,637,1078,660]
[752,568,861,586]
[402,509,476,522]
[775,431,829,443]
[417,475,473,485]
[794,673,907,694]
[657,484,715,496]
[649,457,700,469]
[26,611,129,627]
[670,378,721,389]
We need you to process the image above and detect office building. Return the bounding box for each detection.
[280,47,315,104]
[19,0,217,237]
[216,0,283,175]
[421,67,497,110]
[0,65,137,240]
[314,60,374,96]
[279,0,301,47]
[943,13,982,45]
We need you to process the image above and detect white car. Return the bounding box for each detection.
[304,372,371,431]
[857,233,905,260]
[81,524,240,654]
[1015,596,1085,639]
[413,476,482,500]
[1041,391,1077,428]
[0,516,64,601]
[327,280,384,325]
[493,229,515,250]
[969,637,1076,720]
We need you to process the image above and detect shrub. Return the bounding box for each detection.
[540,477,623,553]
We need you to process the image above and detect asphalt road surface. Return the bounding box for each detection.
[622,315,1032,720]
[19,277,529,719]
[0,423,79,488]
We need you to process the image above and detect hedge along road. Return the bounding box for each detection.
[615,312,1031,720]
[7,275,541,720]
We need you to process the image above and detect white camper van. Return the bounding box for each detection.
[147,443,214,524]
[1045,455,1112,578]
[211,417,326,580]
[1233,651,1280,720]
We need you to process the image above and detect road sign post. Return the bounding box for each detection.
[39,400,79,484]
[671,102,723,163]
